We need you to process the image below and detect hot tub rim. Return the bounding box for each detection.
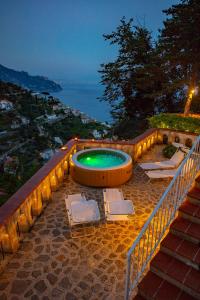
[71,147,132,171]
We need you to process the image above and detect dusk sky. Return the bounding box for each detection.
[0,0,179,85]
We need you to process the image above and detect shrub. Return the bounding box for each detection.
[162,144,177,158]
[149,113,200,134]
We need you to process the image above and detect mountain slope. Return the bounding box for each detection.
[0,64,62,92]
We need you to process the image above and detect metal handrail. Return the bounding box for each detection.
[125,135,200,300]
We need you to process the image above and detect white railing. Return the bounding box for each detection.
[125,136,200,300]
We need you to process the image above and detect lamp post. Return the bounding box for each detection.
[184,88,196,116]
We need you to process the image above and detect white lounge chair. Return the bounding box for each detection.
[145,168,178,180]
[139,150,185,171]
[145,157,194,181]
[103,188,134,221]
[65,193,100,237]
[172,142,190,154]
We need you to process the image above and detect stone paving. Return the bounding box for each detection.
[0,145,169,300]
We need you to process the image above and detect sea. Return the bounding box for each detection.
[51,82,112,123]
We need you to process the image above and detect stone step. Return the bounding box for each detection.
[138,271,196,300]
[179,201,200,224]
[151,252,200,299]
[194,176,200,190]
[133,295,145,300]
[170,217,200,244]
[187,187,200,205]
[160,233,200,270]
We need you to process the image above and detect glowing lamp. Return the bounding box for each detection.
[61,146,68,151]
[190,87,198,97]
[189,88,195,97]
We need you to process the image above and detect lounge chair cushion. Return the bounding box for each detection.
[146,169,177,179]
[104,188,123,202]
[170,150,185,165]
[146,156,194,179]
[70,200,100,222]
[68,194,86,202]
[108,200,134,215]
[139,161,175,170]
[139,150,185,170]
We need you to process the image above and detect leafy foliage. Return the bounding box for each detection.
[99,18,161,122]
[162,144,177,158]
[0,161,41,206]
[159,0,200,88]
[0,82,108,205]
[99,1,200,136]
[149,113,200,134]
[158,0,200,114]
[112,118,149,139]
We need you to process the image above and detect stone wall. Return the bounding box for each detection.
[158,129,197,146]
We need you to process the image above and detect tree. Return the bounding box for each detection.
[159,0,200,115]
[99,18,169,137]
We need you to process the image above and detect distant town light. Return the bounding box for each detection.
[74,137,78,141]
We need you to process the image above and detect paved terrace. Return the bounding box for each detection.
[0,145,169,300]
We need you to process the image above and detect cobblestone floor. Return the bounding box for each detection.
[0,145,169,300]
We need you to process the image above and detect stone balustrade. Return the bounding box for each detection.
[0,139,77,254]
[157,128,197,146]
[0,128,197,255]
[78,128,159,160]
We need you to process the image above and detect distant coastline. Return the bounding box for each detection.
[0,64,62,93]
[0,63,111,122]
[51,82,111,123]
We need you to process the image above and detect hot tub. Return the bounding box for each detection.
[70,148,132,187]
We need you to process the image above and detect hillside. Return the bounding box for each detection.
[0,81,109,205]
[0,64,62,92]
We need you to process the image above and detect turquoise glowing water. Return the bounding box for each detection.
[78,151,125,168]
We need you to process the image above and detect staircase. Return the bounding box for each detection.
[134,176,200,300]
